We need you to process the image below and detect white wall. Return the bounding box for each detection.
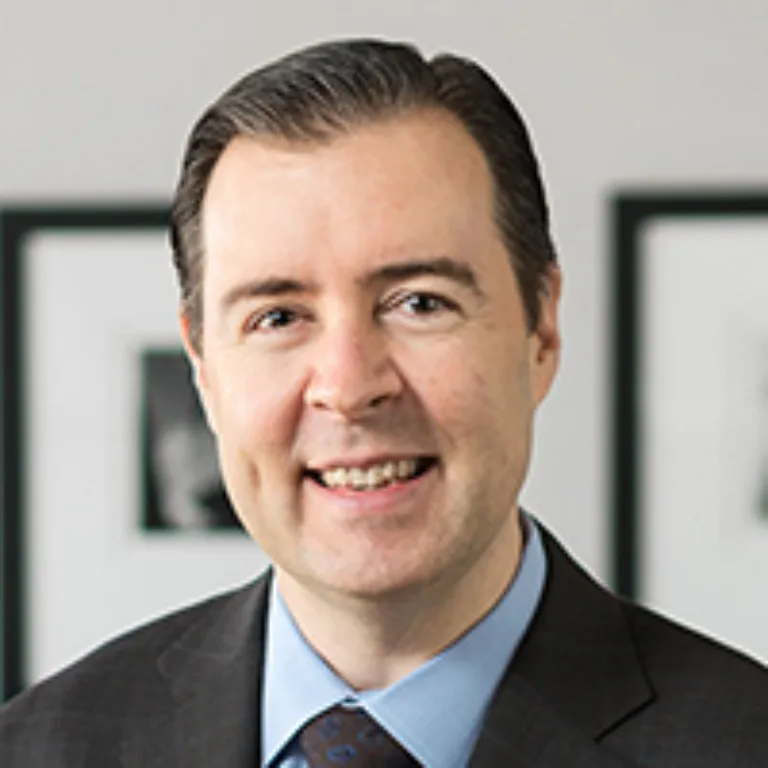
[2,0,767,661]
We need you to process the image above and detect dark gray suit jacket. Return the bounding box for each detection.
[1,527,766,767]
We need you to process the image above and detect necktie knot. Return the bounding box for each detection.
[299,705,419,767]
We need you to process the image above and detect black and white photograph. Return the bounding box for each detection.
[613,193,768,664]
[1,208,263,699]
[756,347,768,523]
[141,349,239,531]
[722,318,768,532]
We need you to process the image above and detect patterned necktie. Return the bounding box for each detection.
[299,705,420,767]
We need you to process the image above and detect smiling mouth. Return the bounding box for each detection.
[305,457,437,492]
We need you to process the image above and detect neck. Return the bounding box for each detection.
[276,513,523,690]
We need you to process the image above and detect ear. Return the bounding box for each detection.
[529,263,562,406]
[179,310,219,435]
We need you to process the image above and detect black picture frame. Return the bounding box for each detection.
[1,206,258,701]
[612,191,768,662]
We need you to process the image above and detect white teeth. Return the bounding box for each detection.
[317,459,423,490]
[329,468,347,487]
[369,464,384,487]
[349,467,366,489]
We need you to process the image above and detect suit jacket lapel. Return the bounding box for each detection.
[469,678,638,767]
[122,575,271,768]
[470,526,652,768]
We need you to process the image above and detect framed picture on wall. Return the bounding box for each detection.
[612,192,768,664]
[1,206,265,701]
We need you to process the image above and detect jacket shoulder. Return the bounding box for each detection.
[623,597,767,699]
[0,576,267,763]
[533,523,768,766]
[610,596,768,764]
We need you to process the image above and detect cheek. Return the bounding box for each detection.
[406,346,495,442]
[420,329,521,408]
[408,336,533,455]
[206,352,306,452]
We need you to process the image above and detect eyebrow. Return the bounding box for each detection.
[218,256,485,314]
[219,277,317,314]
[362,257,485,298]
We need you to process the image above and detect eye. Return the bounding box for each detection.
[245,307,302,333]
[393,291,458,316]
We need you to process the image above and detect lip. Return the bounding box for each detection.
[303,460,438,514]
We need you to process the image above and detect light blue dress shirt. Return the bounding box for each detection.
[262,515,547,768]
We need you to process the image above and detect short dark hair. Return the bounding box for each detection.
[170,38,557,352]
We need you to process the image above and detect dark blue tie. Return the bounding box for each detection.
[299,705,420,767]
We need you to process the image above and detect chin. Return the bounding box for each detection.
[297,549,436,601]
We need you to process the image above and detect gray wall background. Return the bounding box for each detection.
[2,0,767,665]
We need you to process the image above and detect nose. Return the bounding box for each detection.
[304,321,403,419]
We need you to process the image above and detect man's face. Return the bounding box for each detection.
[184,109,560,600]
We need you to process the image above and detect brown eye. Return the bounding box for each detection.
[399,292,455,315]
[248,307,300,332]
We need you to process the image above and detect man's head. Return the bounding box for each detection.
[171,38,557,354]
[172,39,561,606]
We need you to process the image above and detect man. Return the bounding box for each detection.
[1,38,766,767]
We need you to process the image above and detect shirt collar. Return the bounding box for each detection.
[262,513,547,767]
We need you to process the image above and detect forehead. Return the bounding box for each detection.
[200,109,498,275]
